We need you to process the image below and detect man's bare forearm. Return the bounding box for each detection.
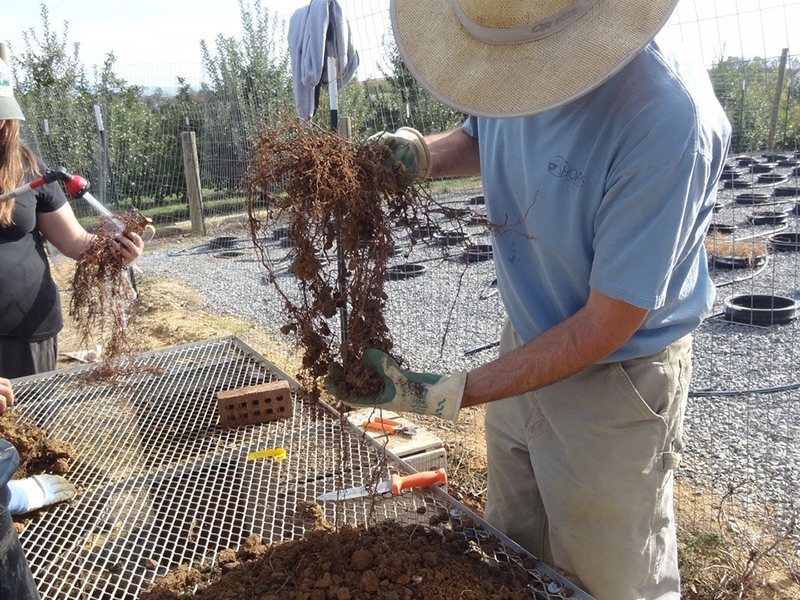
[426,128,481,179]
[461,289,649,407]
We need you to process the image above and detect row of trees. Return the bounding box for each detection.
[11,2,463,218]
[9,2,800,219]
[709,54,800,153]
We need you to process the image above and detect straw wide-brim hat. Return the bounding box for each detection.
[0,58,25,121]
[391,0,680,118]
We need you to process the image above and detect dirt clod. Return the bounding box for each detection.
[350,548,374,573]
[0,410,73,478]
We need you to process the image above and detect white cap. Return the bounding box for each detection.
[0,58,25,120]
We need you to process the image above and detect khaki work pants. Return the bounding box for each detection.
[484,320,692,600]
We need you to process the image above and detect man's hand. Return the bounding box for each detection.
[6,474,76,515]
[325,349,466,421]
[0,378,14,415]
[368,127,432,180]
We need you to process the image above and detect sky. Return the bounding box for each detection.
[3,0,800,91]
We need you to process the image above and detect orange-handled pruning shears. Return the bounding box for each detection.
[362,416,417,437]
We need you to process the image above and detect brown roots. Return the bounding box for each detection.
[245,124,439,399]
[69,212,148,381]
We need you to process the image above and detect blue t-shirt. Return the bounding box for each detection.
[463,39,732,362]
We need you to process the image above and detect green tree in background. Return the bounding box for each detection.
[708,55,800,153]
[375,36,464,135]
[199,0,293,191]
[13,4,96,181]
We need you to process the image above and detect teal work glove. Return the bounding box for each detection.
[6,474,76,515]
[368,127,432,180]
[325,349,466,421]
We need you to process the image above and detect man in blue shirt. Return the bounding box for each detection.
[330,1,731,598]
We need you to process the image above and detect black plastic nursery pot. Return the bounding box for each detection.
[207,236,237,250]
[773,186,800,197]
[710,254,767,269]
[271,226,292,241]
[737,157,760,166]
[469,194,486,205]
[761,153,788,162]
[465,244,494,263]
[214,250,245,259]
[469,212,490,226]
[410,224,439,239]
[720,167,745,180]
[385,263,426,280]
[723,178,752,189]
[757,173,787,184]
[735,191,772,204]
[793,166,800,177]
[724,294,797,325]
[777,159,799,168]
[747,210,790,226]
[434,231,468,246]
[713,202,725,213]
[770,232,800,251]
[707,222,737,235]
[750,163,777,174]
[437,206,473,219]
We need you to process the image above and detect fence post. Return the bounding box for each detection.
[181,131,205,236]
[338,115,352,140]
[767,48,789,152]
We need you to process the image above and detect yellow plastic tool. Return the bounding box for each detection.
[246,448,287,463]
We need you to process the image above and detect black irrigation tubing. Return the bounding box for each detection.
[689,382,800,398]
[713,254,772,288]
[166,236,284,257]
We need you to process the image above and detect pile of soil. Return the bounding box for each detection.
[69,211,149,380]
[0,410,72,477]
[141,505,534,600]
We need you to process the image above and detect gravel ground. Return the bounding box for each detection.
[141,158,800,536]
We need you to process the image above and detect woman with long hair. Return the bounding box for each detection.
[0,57,143,405]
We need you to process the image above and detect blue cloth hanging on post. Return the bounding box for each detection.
[288,0,359,123]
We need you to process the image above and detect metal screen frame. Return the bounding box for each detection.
[10,336,592,600]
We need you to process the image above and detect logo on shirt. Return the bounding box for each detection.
[547,156,585,188]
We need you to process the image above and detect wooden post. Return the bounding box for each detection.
[181,131,205,235]
[338,115,352,140]
[767,48,789,152]
[0,43,8,64]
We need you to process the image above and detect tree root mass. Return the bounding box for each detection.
[246,124,441,399]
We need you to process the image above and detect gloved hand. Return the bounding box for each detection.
[368,127,432,180]
[6,474,76,515]
[325,349,466,421]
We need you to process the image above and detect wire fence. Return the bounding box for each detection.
[9,0,800,595]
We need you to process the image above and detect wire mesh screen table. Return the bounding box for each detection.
[10,336,592,600]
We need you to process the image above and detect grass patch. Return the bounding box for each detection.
[77,196,252,229]
[75,176,484,230]
[676,482,799,599]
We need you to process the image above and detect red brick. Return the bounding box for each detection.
[216,380,293,428]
